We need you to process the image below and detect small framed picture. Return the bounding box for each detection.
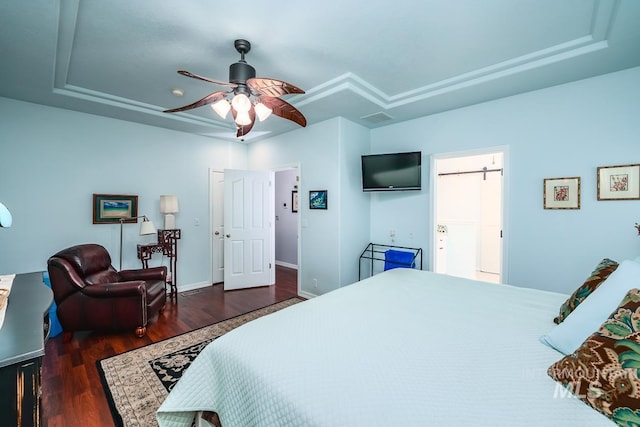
[597,164,640,200]
[309,190,328,210]
[543,177,580,210]
[292,190,298,213]
[93,194,138,224]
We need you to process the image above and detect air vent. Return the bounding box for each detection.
[360,112,393,124]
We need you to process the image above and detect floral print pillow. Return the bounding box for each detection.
[554,258,619,324]
[548,288,640,426]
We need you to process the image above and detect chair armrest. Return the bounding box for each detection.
[82,281,146,298]
[119,266,167,281]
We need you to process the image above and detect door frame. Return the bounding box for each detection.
[272,163,302,297]
[429,145,510,283]
[210,169,225,284]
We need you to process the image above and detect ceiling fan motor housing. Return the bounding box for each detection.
[229,61,256,85]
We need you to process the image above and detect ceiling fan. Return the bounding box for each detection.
[164,39,307,138]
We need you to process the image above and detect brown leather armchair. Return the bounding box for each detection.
[47,243,167,341]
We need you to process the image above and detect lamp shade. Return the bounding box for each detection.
[160,195,179,214]
[139,218,156,235]
[0,202,12,228]
[231,93,251,113]
[255,102,273,122]
[212,99,231,119]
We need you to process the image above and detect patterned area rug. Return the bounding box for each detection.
[97,297,304,427]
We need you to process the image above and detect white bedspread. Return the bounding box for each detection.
[157,268,613,426]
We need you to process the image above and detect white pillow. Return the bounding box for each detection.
[540,259,640,355]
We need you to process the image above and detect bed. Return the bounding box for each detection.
[157,267,618,426]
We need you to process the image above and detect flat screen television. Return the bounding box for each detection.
[361,151,422,192]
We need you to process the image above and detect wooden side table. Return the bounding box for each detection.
[137,229,181,300]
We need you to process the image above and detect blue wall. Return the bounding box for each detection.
[2,66,638,296]
[370,66,640,293]
[0,98,246,288]
[248,118,371,296]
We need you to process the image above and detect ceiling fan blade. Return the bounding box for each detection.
[247,78,305,97]
[260,97,307,127]
[177,70,237,88]
[163,90,228,113]
[232,105,257,137]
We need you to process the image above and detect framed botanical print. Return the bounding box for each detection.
[543,177,580,209]
[597,164,640,200]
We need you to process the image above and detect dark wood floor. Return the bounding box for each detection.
[42,266,299,427]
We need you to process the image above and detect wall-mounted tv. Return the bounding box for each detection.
[361,151,422,192]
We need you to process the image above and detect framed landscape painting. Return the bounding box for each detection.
[543,177,580,210]
[597,164,640,200]
[93,194,138,224]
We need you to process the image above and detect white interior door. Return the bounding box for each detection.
[479,170,502,273]
[210,170,224,284]
[223,169,274,290]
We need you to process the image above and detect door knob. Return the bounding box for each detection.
[214,231,220,235]
[226,234,231,238]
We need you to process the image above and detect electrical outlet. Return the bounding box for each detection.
[312,278,318,288]
[194,218,200,227]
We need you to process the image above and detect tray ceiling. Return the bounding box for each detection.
[1,0,639,142]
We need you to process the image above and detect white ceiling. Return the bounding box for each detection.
[1,0,639,143]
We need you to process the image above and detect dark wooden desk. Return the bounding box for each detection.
[0,272,53,427]
[137,229,181,299]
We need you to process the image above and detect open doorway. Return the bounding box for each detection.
[274,169,299,271]
[431,148,507,283]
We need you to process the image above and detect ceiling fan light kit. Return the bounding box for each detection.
[164,39,306,138]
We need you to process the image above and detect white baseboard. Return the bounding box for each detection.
[275,261,298,270]
[178,279,316,300]
[298,290,317,299]
[176,281,211,293]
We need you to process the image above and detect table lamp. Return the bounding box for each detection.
[0,202,12,228]
[159,195,179,230]
[119,215,155,269]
